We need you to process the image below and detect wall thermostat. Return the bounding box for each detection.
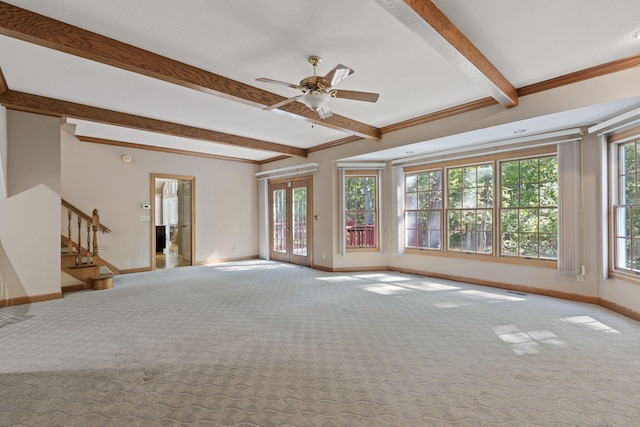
[142,204,151,210]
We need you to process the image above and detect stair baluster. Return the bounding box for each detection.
[76,215,82,265]
[92,209,100,262]
[67,208,73,254]
[86,220,92,264]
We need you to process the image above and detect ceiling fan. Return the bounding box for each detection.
[257,56,379,120]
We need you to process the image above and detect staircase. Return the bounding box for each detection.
[61,199,119,292]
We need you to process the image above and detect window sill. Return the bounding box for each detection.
[403,248,557,268]
[346,247,380,253]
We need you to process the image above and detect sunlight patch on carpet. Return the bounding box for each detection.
[561,315,620,334]
[493,324,564,355]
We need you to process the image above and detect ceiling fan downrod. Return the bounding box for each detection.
[308,55,322,76]
[301,56,327,94]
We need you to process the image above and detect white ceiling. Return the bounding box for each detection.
[1,0,640,163]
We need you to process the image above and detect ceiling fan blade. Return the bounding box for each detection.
[256,77,300,90]
[321,64,354,87]
[317,104,333,120]
[263,95,302,111]
[333,89,380,103]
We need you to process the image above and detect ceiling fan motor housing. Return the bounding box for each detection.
[299,76,330,94]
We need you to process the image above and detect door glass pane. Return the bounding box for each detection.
[292,186,307,256]
[272,188,286,253]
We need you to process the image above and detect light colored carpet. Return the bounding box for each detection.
[1,260,639,426]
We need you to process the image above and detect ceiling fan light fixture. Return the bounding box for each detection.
[300,93,331,112]
[258,56,377,119]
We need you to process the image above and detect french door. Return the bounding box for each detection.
[269,177,312,266]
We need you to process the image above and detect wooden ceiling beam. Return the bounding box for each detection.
[0,66,7,95]
[0,1,381,140]
[0,90,307,157]
[517,54,640,97]
[77,136,260,164]
[376,0,518,107]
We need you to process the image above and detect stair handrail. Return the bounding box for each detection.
[61,199,111,233]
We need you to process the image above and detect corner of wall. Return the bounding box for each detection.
[0,110,61,304]
[0,106,7,199]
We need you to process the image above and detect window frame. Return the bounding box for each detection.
[445,162,494,255]
[498,154,559,260]
[402,146,558,267]
[343,170,380,251]
[404,168,443,251]
[609,129,640,278]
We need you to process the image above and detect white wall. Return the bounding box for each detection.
[600,278,640,313]
[0,110,61,302]
[61,130,259,270]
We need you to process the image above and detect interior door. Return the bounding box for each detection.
[269,177,312,266]
[180,179,192,264]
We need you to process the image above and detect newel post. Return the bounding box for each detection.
[92,209,100,261]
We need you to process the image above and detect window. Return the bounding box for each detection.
[613,139,640,272]
[344,172,378,248]
[405,170,442,249]
[500,156,558,259]
[402,148,558,263]
[447,164,493,253]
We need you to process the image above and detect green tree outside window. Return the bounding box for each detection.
[345,175,377,248]
[499,156,558,259]
[447,164,493,253]
[405,170,442,249]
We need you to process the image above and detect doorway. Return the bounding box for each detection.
[151,174,195,270]
[269,176,312,266]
